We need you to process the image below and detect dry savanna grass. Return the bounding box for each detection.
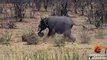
[80,30,91,44]
[0,45,92,60]
[95,29,105,39]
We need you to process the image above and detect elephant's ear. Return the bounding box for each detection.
[44,18,48,27]
[40,17,48,27]
[41,17,43,21]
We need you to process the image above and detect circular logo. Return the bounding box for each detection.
[94,45,103,53]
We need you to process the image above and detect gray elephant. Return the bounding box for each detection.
[38,16,75,42]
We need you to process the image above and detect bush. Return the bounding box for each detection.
[22,33,38,45]
[0,21,16,29]
[0,30,12,45]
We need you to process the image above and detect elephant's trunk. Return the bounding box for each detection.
[37,27,40,32]
[37,27,44,37]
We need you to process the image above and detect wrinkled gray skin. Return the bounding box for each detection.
[38,16,74,42]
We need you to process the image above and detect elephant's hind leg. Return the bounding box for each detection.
[64,30,75,42]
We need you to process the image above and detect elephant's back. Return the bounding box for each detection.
[48,16,73,24]
[48,16,73,30]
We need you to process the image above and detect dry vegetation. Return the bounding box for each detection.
[0,46,90,60]
[0,6,107,60]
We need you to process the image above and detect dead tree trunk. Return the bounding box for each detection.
[51,0,68,16]
[14,0,25,22]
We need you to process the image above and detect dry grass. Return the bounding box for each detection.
[0,30,12,45]
[80,30,91,44]
[0,21,16,29]
[95,29,105,39]
[0,46,90,60]
[53,38,66,47]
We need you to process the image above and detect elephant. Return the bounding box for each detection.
[38,16,75,42]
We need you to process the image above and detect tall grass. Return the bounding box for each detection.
[0,47,90,60]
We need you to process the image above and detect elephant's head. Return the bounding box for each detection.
[38,17,48,37]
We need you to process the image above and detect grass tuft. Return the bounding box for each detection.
[80,30,91,44]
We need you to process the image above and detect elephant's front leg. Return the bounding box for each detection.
[47,28,55,37]
[48,29,51,37]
